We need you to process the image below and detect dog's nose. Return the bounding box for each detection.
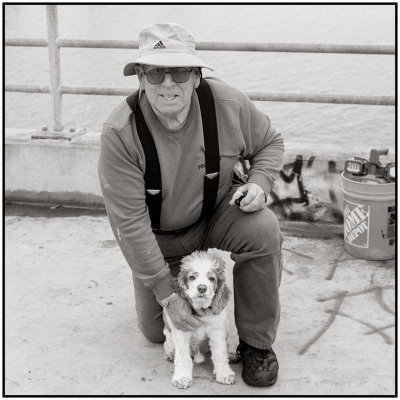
[197,284,207,294]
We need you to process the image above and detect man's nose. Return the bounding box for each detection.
[161,72,174,86]
[197,284,207,294]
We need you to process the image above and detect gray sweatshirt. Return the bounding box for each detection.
[98,77,284,301]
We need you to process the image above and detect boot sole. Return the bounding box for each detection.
[242,373,278,386]
[242,366,278,387]
[242,373,278,387]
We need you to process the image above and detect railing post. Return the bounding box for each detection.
[46,5,63,132]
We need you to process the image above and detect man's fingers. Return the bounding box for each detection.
[174,317,193,331]
[238,190,254,206]
[166,297,201,330]
[187,315,203,327]
[240,202,258,212]
[175,322,192,331]
[175,309,203,328]
[239,190,266,212]
[175,316,202,331]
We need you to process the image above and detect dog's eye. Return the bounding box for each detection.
[188,275,196,281]
[209,276,216,282]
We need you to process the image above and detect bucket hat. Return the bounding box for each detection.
[123,23,213,76]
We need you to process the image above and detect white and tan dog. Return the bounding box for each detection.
[163,251,235,389]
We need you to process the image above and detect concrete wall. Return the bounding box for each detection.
[5,128,394,223]
[6,129,104,207]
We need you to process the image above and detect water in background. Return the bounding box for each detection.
[5,4,395,154]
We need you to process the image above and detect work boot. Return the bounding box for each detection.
[237,340,279,386]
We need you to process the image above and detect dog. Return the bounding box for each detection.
[163,251,235,389]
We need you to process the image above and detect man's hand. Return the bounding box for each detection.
[229,183,266,212]
[165,293,203,331]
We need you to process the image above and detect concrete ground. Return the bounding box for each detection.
[4,206,396,396]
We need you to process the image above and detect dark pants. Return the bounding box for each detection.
[132,187,283,350]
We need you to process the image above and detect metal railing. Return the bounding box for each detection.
[5,5,395,135]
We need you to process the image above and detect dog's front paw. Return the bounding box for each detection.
[215,369,235,385]
[172,375,193,389]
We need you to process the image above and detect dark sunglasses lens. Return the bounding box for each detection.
[146,68,191,84]
[171,68,191,83]
[147,69,165,84]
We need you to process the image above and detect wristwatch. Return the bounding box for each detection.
[159,292,177,308]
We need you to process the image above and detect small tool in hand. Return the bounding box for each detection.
[235,190,248,206]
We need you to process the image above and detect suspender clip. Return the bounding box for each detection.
[205,172,219,180]
[146,189,161,195]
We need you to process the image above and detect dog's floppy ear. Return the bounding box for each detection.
[170,276,180,292]
[171,270,187,298]
[213,255,226,274]
[211,280,230,315]
[210,256,230,315]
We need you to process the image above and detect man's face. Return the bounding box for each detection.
[137,66,200,119]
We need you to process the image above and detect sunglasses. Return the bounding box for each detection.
[143,67,193,84]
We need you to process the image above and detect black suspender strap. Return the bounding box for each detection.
[126,78,220,230]
[196,79,220,221]
[126,91,162,229]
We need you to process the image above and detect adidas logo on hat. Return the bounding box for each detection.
[153,40,166,49]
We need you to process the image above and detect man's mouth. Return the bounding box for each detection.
[160,94,177,101]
